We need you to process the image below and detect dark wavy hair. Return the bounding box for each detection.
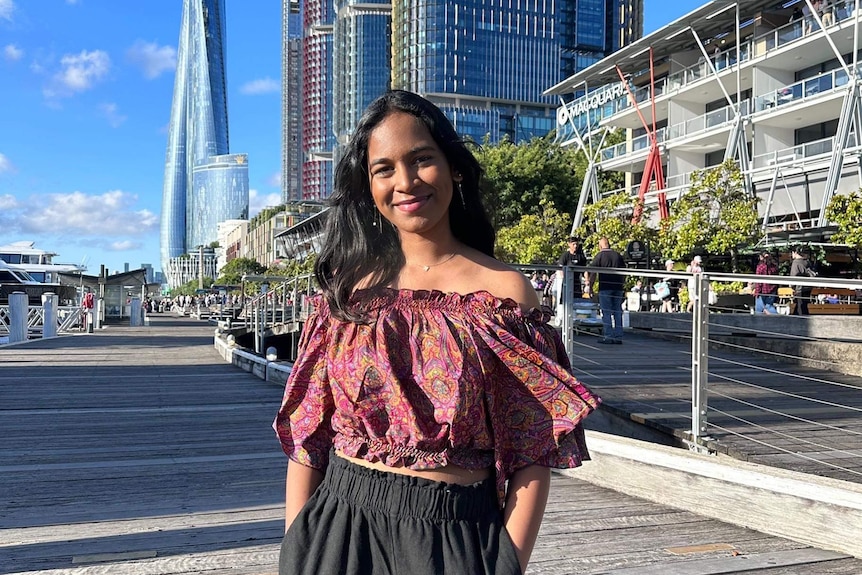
[315,90,495,322]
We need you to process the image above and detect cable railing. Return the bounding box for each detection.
[555,264,862,482]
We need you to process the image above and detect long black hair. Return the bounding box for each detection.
[315,90,495,322]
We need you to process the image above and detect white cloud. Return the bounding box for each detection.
[266,171,282,187]
[4,44,23,61]
[0,0,15,21]
[99,102,127,128]
[46,50,110,98]
[240,77,279,95]
[126,40,176,79]
[0,190,159,237]
[0,152,14,173]
[0,194,19,209]
[248,188,282,217]
[108,240,142,251]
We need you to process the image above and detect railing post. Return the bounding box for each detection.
[129,297,143,327]
[41,292,58,338]
[560,266,574,361]
[690,272,710,447]
[9,292,28,343]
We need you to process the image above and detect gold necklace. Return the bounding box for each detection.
[410,250,458,272]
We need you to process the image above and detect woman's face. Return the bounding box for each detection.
[366,112,456,238]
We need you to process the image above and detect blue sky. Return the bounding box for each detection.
[0,0,700,276]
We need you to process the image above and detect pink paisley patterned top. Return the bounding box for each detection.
[273,287,601,505]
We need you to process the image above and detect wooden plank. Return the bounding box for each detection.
[600,548,850,574]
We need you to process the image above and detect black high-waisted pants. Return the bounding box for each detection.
[279,455,522,575]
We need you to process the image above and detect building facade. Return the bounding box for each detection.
[547,0,862,243]
[390,0,643,144]
[282,0,303,202]
[332,0,392,150]
[300,0,336,200]
[161,0,249,286]
[286,0,642,199]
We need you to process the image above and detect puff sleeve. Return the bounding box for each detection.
[273,296,335,470]
[474,305,600,501]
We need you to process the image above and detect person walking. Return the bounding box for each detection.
[790,246,815,315]
[659,259,678,313]
[685,255,704,312]
[273,90,600,575]
[584,237,626,344]
[754,252,779,314]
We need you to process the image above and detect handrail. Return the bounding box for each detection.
[240,272,317,355]
[0,304,85,336]
[552,264,862,450]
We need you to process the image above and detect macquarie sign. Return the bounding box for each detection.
[556,82,627,132]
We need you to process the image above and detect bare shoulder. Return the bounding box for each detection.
[461,248,541,310]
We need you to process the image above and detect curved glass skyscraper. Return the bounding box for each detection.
[161,0,249,281]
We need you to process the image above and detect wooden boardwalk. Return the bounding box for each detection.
[568,328,862,484]
[2,315,862,574]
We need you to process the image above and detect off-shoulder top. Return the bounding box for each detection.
[273,287,601,506]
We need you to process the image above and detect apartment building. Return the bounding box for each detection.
[547,0,862,243]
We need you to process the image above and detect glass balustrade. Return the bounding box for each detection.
[755,67,850,112]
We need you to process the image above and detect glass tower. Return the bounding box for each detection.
[282,0,303,203]
[332,0,392,151]
[300,0,336,200]
[160,0,249,279]
[389,0,644,143]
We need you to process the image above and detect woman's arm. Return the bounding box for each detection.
[503,465,551,574]
[284,459,325,532]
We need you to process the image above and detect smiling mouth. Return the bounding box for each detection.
[393,195,431,212]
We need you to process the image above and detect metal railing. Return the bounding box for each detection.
[557,264,862,463]
[239,273,317,355]
[0,305,85,338]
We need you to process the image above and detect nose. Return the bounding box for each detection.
[393,163,420,193]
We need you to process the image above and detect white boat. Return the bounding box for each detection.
[0,260,78,304]
[0,241,86,283]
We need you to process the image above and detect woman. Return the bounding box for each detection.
[273,90,599,575]
[753,252,778,314]
[659,259,678,313]
[685,255,704,312]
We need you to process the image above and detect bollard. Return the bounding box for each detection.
[94,298,103,330]
[129,297,142,327]
[9,292,28,343]
[41,292,58,338]
[87,311,94,333]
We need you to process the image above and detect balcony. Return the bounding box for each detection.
[754,67,850,114]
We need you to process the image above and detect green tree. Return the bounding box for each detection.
[169,277,214,297]
[825,191,862,248]
[478,134,585,228]
[660,159,761,271]
[573,192,656,256]
[495,199,572,264]
[216,257,266,286]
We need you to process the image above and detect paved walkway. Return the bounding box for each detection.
[2,315,862,574]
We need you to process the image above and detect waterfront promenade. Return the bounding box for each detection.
[2,315,862,574]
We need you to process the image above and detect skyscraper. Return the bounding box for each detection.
[285,0,642,198]
[160,0,249,284]
[281,0,303,202]
[390,0,644,143]
[300,0,336,200]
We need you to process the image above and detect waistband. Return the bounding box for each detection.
[322,454,499,522]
